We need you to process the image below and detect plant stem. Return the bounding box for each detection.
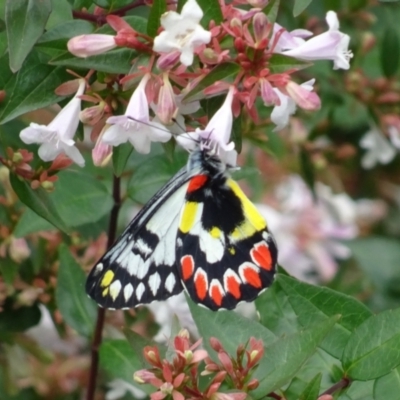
[320,377,351,396]
[86,175,121,400]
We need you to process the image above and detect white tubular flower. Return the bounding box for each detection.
[271,79,317,131]
[360,127,396,169]
[277,11,353,70]
[176,87,236,164]
[153,0,212,66]
[102,74,171,154]
[20,79,86,167]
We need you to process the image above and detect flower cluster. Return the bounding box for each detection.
[133,330,264,400]
[16,0,352,169]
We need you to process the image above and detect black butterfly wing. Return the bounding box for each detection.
[176,176,277,310]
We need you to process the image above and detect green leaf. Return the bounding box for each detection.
[255,280,301,337]
[299,373,322,400]
[6,0,52,72]
[339,380,375,400]
[147,0,166,37]
[50,48,137,75]
[46,0,73,29]
[49,169,113,228]
[187,296,277,358]
[128,152,187,204]
[343,307,400,380]
[113,143,133,177]
[374,367,400,400]
[293,0,313,16]
[9,173,70,234]
[13,209,55,237]
[278,274,372,358]
[0,300,41,332]
[0,51,71,124]
[36,20,95,58]
[197,0,223,27]
[124,328,168,367]
[183,63,240,103]
[252,316,338,397]
[347,236,400,309]
[100,339,147,385]
[264,0,281,24]
[380,26,400,78]
[268,54,312,74]
[56,244,97,337]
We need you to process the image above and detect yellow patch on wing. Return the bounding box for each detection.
[102,288,109,297]
[227,179,266,240]
[210,226,221,238]
[101,270,114,287]
[180,201,199,233]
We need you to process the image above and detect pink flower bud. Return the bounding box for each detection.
[80,102,106,125]
[260,78,280,106]
[253,12,270,48]
[92,135,112,167]
[156,74,177,125]
[67,34,117,58]
[285,80,321,110]
[157,51,181,70]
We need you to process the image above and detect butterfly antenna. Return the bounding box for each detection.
[126,116,172,134]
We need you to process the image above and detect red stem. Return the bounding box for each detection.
[86,175,121,400]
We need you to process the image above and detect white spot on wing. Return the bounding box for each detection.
[165,272,176,293]
[94,263,103,275]
[238,262,259,284]
[210,279,224,295]
[223,269,242,293]
[136,282,145,301]
[148,272,161,296]
[188,205,225,264]
[262,231,270,240]
[124,283,134,302]
[109,280,122,301]
[134,238,152,257]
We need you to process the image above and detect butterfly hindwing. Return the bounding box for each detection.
[176,174,277,310]
[86,168,195,309]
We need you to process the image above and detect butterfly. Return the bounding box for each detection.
[86,139,278,311]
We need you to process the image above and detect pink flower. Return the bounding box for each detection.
[102,74,171,154]
[276,11,353,70]
[67,34,117,58]
[270,79,318,131]
[258,176,358,282]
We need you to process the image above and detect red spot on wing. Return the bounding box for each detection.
[251,242,272,271]
[210,283,223,306]
[226,276,241,299]
[181,255,194,280]
[194,271,207,300]
[242,265,262,288]
[187,175,208,193]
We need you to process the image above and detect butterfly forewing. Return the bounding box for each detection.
[86,167,197,309]
[176,173,277,310]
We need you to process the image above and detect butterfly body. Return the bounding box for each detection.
[86,145,277,310]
